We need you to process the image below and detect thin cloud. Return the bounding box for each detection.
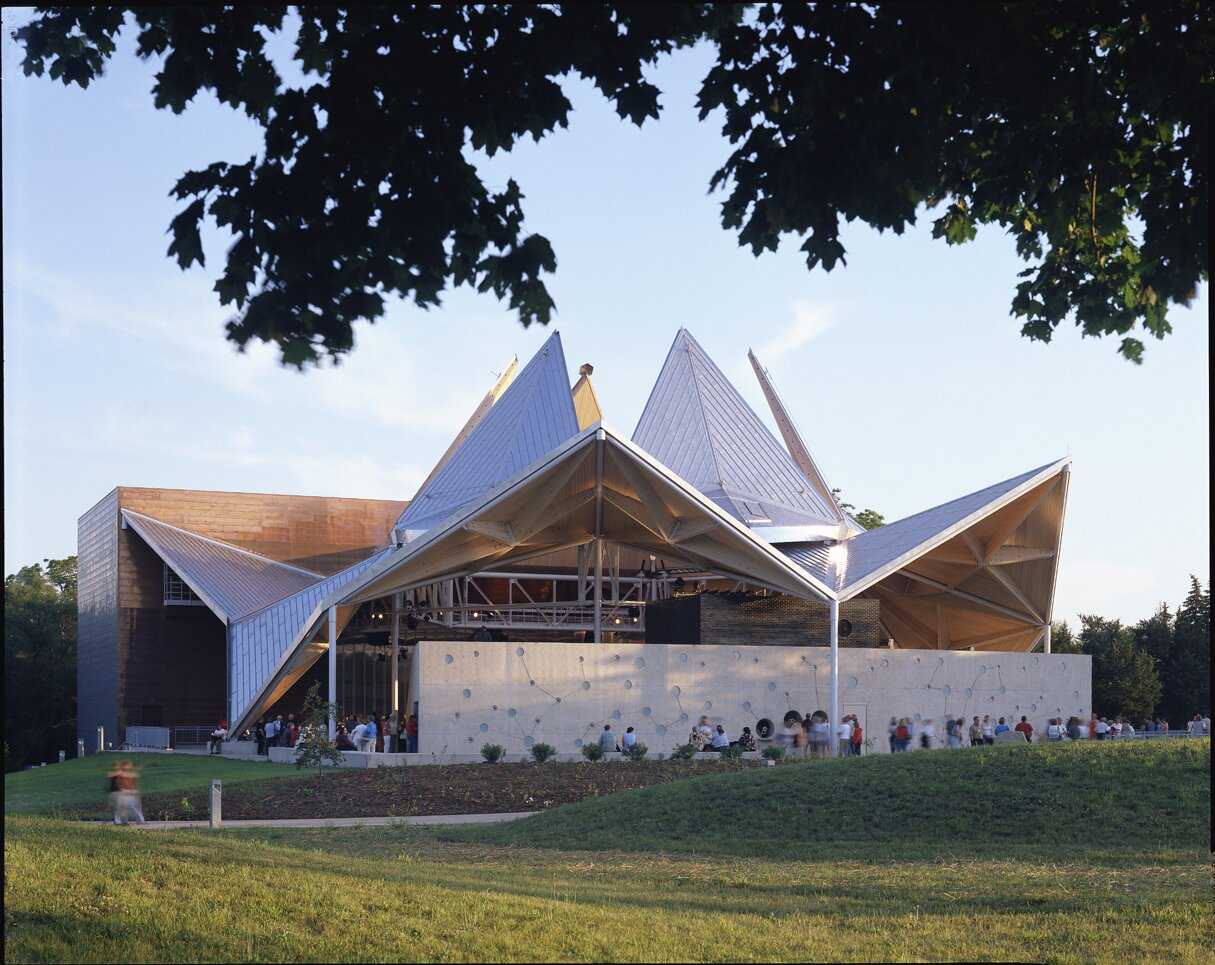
[755,300,836,363]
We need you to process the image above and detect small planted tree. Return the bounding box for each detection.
[294,682,343,776]
[623,742,648,761]
[762,745,785,761]
[580,742,604,762]
[530,742,556,763]
[481,743,505,763]
[671,742,697,760]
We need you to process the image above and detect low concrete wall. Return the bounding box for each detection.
[414,641,1091,757]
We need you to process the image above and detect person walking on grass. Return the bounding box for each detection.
[108,760,145,825]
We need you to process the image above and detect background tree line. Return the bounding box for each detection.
[3,558,1208,770]
[1051,576,1210,723]
[5,557,78,771]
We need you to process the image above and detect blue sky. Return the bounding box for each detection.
[3,11,1208,625]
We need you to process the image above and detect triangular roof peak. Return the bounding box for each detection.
[747,348,855,532]
[632,329,840,532]
[395,330,578,536]
[571,363,603,430]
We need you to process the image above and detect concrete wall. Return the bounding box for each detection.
[414,641,1091,756]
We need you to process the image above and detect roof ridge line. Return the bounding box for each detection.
[120,509,326,579]
[681,332,727,490]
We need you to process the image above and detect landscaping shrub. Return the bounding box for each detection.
[623,742,648,761]
[670,742,697,760]
[718,745,742,760]
[531,742,556,763]
[480,743,505,763]
[580,742,604,762]
[761,745,785,761]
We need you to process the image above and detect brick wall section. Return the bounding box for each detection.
[116,487,408,575]
[645,593,881,648]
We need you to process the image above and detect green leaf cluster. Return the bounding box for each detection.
[14,4,1206,365]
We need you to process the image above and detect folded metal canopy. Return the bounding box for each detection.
[227,423,839,734]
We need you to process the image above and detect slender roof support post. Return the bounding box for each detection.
[829,597,839,758]
[390,593,401,742]
[1044,623,1052,654]
[327,605,337,741]
[593,428,605,643]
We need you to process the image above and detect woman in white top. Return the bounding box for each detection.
[621,727,637,750]
[920,719,935,750]
[711,725,730,750]
[1046,718,1063,741]
[837,718,853,757]
[980,716,994,744]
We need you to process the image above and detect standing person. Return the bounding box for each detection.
[896,717,912,752]
[1015,716,1034,743]
[946,718,961,748]
[1088,716,1099,740]
[969,716,982,747]
[920,717,935,750]
[981,715,995,745]
[837,715,853,757]
[365,714,378,754]
[850,716,864,756]
[254,718,268,756]
[264,715,279,747]
[1046,718,1063,741]
[349,716,369,752]
[1095,717,1110,740]
[405,713,419,753]
[811,713,831,758]
[738,727,756,752]
[994,717,1010,737]
[210,720,228,755]
[888,717,899,753]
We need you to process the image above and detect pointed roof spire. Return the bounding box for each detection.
[632,329,840,530]
[747,348,852,529]
[395,331,578,535]
[412,355,520,500]
[571,362,603,430]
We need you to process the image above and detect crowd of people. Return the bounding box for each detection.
[240,710,420,755]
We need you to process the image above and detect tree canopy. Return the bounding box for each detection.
[5,556,77,771]
[13,3,1209,367]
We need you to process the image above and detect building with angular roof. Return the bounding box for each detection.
[77,329,1079,755]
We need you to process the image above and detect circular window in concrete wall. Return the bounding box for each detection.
[445,654,454,664]
[838,619,853,638]
[612,710,622,720]
[656,724,668,736]
[624,680,633,690]
[642,706,652,717]
[671,685,681,697]
[756,718,774,739]
[743,700,753,713]
[479,723,488,732]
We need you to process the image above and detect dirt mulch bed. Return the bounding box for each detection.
[139,759,762,821]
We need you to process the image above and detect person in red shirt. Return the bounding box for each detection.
[404,713,419,753]
[1015,716,1034,743]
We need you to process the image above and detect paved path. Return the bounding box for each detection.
[95,811,536,830]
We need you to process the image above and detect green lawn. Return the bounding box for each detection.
[455,738,1211,858]
[3,753,304,817]
[4,740,1211,963]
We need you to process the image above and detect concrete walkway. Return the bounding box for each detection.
[95,811,535,830]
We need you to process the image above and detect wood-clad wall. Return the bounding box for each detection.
[646,593,882,648]
[117,487,408,575]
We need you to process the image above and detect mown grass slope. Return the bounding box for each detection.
[3,753,304,817]
[458,739,1211,857]
[4,741,1210,963]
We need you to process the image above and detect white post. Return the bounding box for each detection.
[828,598,839,758]
[1044,623,1052,654]
[327,605,338,741]
[593,539,603,643]
[76,738,85,758]
[390,592,401,750]
[209,779,222,828]
[96,725,105,755]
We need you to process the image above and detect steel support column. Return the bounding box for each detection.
[390,592,401,748]
[829,597,839,758]
[1044,622,1052,654]
[327,605,337,741]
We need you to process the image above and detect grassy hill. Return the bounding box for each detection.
[4,740,1211,962]
[458,739,1211,857]
[4,753,304,817]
